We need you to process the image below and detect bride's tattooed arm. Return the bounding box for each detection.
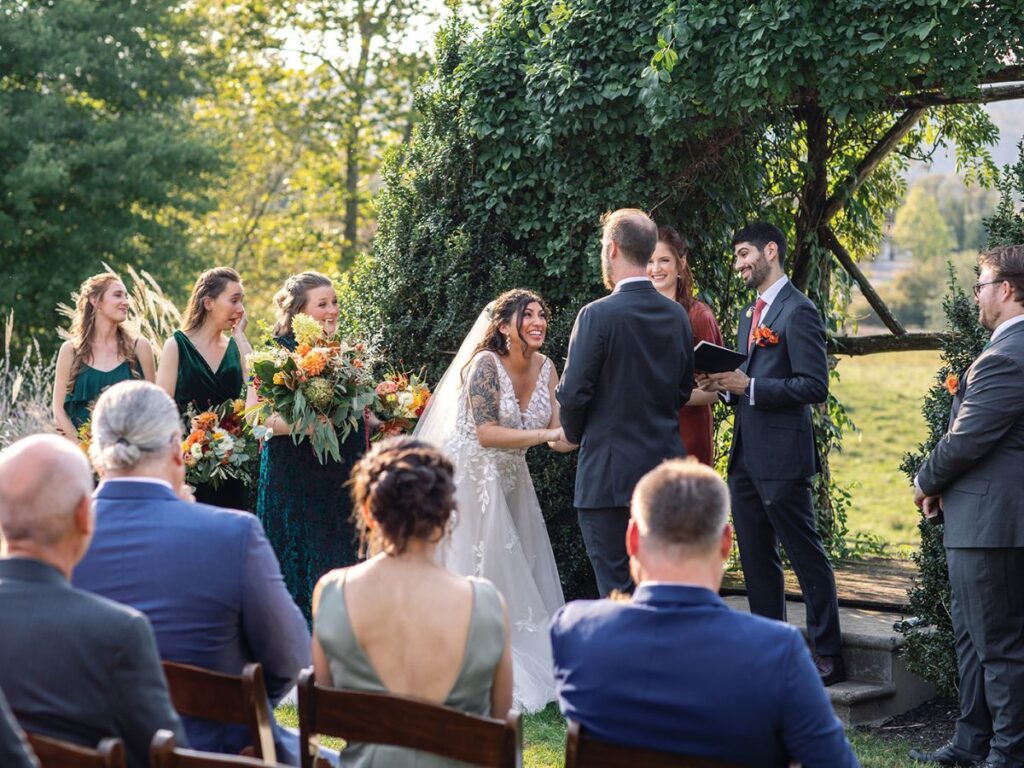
[469,353,501,426]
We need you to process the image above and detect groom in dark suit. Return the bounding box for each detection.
[909,245,1024,768]
[557,208,693,597]
[700,222,844,685]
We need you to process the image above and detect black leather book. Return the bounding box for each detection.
[693,341,747,373]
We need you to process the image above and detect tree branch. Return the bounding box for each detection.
[822,107,927,223]
[821,228,906,336]
[830,333,947,356]
[891,82,1024,109]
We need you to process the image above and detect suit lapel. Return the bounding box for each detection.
[745,283,791,366]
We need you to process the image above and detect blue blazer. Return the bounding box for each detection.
[550,584,858,768]
[73,480,311,763]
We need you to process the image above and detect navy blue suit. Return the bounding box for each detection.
[73,480,310,765]
[551,584,858,768]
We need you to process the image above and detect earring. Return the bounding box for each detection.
[504,334,511,351]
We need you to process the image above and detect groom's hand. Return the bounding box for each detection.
[695,372,720,392]
[708,369,750,396]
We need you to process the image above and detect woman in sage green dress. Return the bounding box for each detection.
[52,272,156,439]
[157,266,252,510]
[313,438,512,768]
[252,271,369,622]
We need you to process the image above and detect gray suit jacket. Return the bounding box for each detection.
[917,321,1024,548]
[728,281,829,480]
[0,557,186,768]
[557,281,693,508]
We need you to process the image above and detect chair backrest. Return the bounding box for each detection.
[161,661,276,762]
[564,721,740,768]
[26,732,125,768]
[295,668,522,768]
[150,730,272,768]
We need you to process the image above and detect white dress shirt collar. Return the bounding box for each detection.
[990,313,1024,344]
[757,274,789,309]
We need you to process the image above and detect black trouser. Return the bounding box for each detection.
[577,507,634,598]
[948,547,1024,765]
[729,464,842,656]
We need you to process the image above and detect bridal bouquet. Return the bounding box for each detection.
[181,400,257,489]
[248,313,377,464]
[76,418,92,457]
[373,369,432,438]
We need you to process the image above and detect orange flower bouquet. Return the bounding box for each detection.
[373,369,432,438]
[181,400,257,489]
[751,325,780,347]
[248,313,377,464]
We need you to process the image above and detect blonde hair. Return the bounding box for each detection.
[272,271,334,337]
[181,267,242,332]
[66,272,139,391]
[89,381,181,473]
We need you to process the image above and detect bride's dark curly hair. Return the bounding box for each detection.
[460,288,550,383]
[349,437,456,556]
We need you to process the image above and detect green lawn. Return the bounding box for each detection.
[830,350,940,552]
[277,702,934,767]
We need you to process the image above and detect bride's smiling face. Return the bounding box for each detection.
[504,301,548,353]
[303,285,339,335]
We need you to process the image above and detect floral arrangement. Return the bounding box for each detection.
[751,326,780,347]
[374,369,432,438]
[945,373,959,396]
[76,418,92,458]
[248,313,377,463]
[181,399,256,489]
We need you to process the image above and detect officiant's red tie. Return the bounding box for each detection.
[747,297,767,352]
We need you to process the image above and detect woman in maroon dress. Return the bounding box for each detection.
[648,226,723,465]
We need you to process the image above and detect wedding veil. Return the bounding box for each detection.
[413,302,494,449]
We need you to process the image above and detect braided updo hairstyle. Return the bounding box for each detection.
[272,271,334,337]
[349,436,457,556]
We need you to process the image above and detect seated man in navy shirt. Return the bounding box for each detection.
[551,458,859,768]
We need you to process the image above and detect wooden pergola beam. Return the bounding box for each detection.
[821,228,907,336]
[830,332,947,356]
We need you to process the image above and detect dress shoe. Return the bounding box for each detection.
[908,742,983,766]
[813,653,846,686]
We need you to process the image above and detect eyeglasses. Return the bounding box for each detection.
[973,280,1003,298]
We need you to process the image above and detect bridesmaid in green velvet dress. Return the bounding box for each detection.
[157,266,253,510]
[249,271,370,622]
[52,272,156,439]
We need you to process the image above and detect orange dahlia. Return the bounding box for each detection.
[300,350,328,376]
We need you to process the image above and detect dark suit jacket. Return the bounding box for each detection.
[556,281,693,508]
[0,557,186,768]
[728,280,828,480]
[0,685,38,768]
[73,480,310,760]
[550,584,858,767]
[918,320,1024,548]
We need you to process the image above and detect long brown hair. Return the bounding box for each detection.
[272,271,334,337]
[66,273,139,390]
[657,226,697,310]
[460,289,550,383]
[181,267,242,332]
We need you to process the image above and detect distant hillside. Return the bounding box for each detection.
[911,100,1024,176]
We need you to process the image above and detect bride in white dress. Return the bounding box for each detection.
[415,289,574,712]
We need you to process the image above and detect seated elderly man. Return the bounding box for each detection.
[0,435,186,768]
[551,458,859,768]
[72,381,311,765]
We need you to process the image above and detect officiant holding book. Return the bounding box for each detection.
[697,222,845,687]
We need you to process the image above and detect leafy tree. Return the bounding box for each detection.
[893,186,955,262]
[0,0,221,351]
[916,173,1000,253]
[985,139,1024,247]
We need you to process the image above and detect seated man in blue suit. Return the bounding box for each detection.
[73,381,311,765]
[551,458,859,768]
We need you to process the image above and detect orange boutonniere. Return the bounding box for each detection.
[752,326,780,347]
[945,373,959,396]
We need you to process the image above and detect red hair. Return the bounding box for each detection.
[657,226,697,310]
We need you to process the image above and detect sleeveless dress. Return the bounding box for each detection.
[256,334,366,624]
[315,571,505,768]
[172,330,247,510]
[440,350,565,712]
[64,360,139,429]
[680,300,723,466]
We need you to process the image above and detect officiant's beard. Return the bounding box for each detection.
[601,249,614,290]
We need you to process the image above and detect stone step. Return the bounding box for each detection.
[722,595,936,726]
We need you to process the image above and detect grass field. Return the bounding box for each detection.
[277,702,935,767]
[830,350,941,552]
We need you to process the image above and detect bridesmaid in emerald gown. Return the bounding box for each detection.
[52,272,156,438]
[157,266,252,510]
[250,271,370,622]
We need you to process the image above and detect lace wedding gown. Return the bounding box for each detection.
[439,350,565,712]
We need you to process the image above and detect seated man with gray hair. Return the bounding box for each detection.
[0,434,186,768]
[72,381,311,765]
[550,458,858,767]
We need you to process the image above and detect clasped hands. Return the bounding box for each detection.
[912,483,943,524]
[546,427,578,452]
[695,369,750,396]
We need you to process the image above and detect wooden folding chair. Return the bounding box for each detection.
[296,668,522,768]
[150,730,271,767]
[564,720,740,768]
[161,661,276,762]
[26,732,125,768]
